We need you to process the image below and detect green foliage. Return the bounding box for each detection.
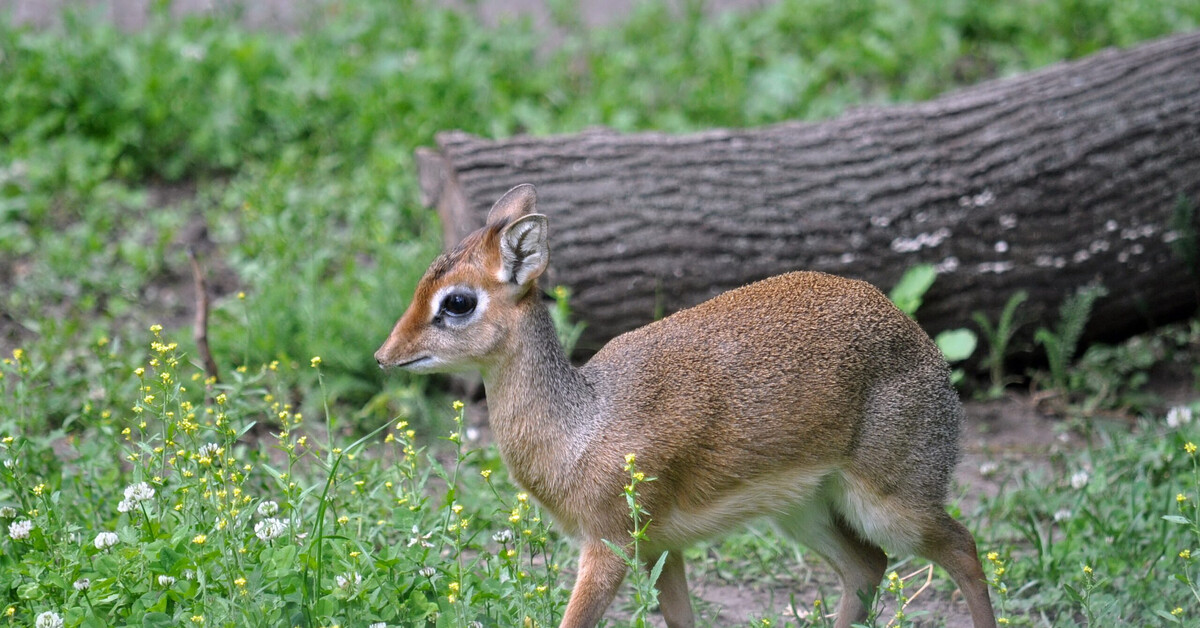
[977,412,1200,623]
[0,341,571,626]
[1035,283,1109,395]
[549,285,587,358]
[601,454,665,627]
[888,264,937,318]
[973,290,1029,399]
[933,328,978,363]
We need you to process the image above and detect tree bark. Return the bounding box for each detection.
[417,31,1200,354]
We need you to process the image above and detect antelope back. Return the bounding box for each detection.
[374,184,550,372]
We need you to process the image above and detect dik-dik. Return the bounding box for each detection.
[375,184,997,628]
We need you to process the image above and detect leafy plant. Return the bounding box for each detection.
[1034,283,1108,396]
[977,410,1200,623]
[888,264,937,318]
[549,285,587,357]
[973,289,1030,398]
[602,454,667,627]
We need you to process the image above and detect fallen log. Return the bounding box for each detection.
[417,31,1200,354]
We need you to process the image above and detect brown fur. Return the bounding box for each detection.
[376,184,997,628]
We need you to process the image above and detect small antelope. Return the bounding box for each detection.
[376,184,997,628]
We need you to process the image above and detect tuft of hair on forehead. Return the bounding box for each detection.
[420,183,538,286]
[424,221,506,284]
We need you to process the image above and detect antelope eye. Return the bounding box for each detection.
[441,292,477,317]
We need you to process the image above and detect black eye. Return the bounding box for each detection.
[441,292,477,317]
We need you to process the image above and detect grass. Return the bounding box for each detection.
[3,0,1200,625]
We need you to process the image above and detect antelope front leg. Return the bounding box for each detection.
[560,541,628,628]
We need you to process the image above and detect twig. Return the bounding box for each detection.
[187,247,220,383]
[886,564,934,627]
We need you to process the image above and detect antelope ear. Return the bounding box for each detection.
[498,213,549,289]
[486,184,537,226]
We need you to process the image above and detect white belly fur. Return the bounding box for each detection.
[651,466,832,549]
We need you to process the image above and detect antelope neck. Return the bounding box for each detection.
[480,300,596,467]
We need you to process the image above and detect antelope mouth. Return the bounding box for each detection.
[394,356,432,370]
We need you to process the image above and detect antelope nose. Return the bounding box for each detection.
[374,348,387,368]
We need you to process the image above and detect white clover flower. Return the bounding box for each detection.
[182,569,195,580]
[254,517,287,542]
[117,499,134,513]
[158,575,176,587]
[256,500,280,518]
[93,531,119,550]
[369,624,386,628]
[8,519,32,540]
[1167,406,1194,429]
[0,506,15,518]
[1070,470,1090,490]
[124,482,156,503]
[73,578,90,591]
[2,458,14,470]
[198,443,221,459]
[419,566,436,578]
[978,461,999,477]
[335,572,362,590]
[492,529,514,543]
[1053,508,1073,522]
[35,611,63,628]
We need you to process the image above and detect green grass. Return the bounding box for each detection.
[3,0,1200,625]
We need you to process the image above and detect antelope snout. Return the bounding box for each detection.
[373,344,393,369]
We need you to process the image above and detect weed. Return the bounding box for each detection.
[978,408,1200,623]
[1034,283,1109,399]
[973,290,1029,399]
[889,265,937,318]
[550,285,587,358]
[603,453,666,627]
